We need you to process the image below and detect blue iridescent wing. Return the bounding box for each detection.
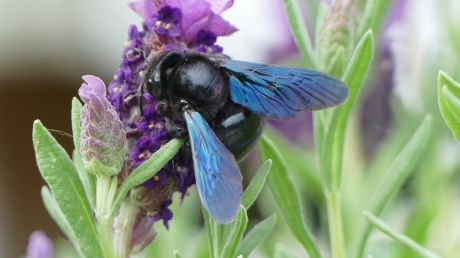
[184,110,242,224]
[221,59,349,118]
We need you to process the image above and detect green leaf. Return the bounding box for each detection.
[370,0,393,35]
[322,30,374,191]
[237,214,277,257]
[221,205,248,258]
[71,98,96,208]
[32,120,103,258]
[241,159,272,209]
[355,115,433,258]
[358,0,376,38]
[71,97,82,156]
[364,212,441,258]
[438,71,460,140]
[259,135,322,258]
[110,138,184,218]
[282,0,318,68]
[41,186,75,244]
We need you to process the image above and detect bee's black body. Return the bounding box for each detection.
[144,50,264,160]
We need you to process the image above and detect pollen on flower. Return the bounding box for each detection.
[138,151,151,160]
[153,175,160,181]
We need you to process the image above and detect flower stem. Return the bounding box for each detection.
[96,175,118,258]
[326,191,346,258]
[113,200,140,258]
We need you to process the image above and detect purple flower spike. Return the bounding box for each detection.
[106,0,236,253]
[26,231,53,258]
[79,75,126,176]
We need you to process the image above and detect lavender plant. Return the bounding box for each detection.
[30,0,458,258]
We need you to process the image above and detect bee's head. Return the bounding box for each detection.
[144,50,183,99]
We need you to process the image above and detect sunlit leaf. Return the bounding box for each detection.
[365,212,441,258]
[33,120,103,258]
[259,135,322,258]
[221,206,248,258]
[241,160,272,209]
[438,71,460,140]
[355,115,433,258]
[322,30,374,191]
[237,214,277,257]
[110,138,183,218]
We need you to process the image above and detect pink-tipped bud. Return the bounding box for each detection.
[79,75,126,176]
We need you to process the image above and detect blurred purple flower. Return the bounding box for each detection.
[360,0,408,158]
[79,75,126,176]
[130,213,158,254]
[107,0,236,251]
[26,231,52,258]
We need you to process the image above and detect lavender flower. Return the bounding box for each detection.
[26,231,53,258]
[106,0,236,247]
[79,75,126,176]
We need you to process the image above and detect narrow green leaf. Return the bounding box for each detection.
[221,206,248,258]
[41,186,75,243]
[237,214,277,257]
[241,160,272,209]
[370,0,393,35]
[202,209,217,258]
[259,135,322,258]
[355,115,433,258]
[73,151,96,209]
[438,71,460,140]
[358,0,376,38]
[364,212,441,258]
[282,0,319,68]
[322,30,374,191]
[71,97,82,156]
[110,138,184,218]
[72,98,96,208]
[32,120,103,258]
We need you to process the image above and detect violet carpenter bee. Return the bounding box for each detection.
[142,50,348,224]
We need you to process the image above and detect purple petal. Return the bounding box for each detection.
[79,75,107,103]
[26,231,53,258]
[209,0,234,13]
[207,14,237,36]
[129,0,158,19]
[180,0,211,40]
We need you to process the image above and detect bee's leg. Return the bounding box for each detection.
[165,118,187,138]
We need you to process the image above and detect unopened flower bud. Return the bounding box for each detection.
[79,75,126,176]
[318,0,355,72]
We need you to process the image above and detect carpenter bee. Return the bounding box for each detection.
[142,50,348,223]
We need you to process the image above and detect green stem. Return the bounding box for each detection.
[326,191,346,258]
[96,175,118,258]
[98,216,115,258]
[113,200,140,258]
